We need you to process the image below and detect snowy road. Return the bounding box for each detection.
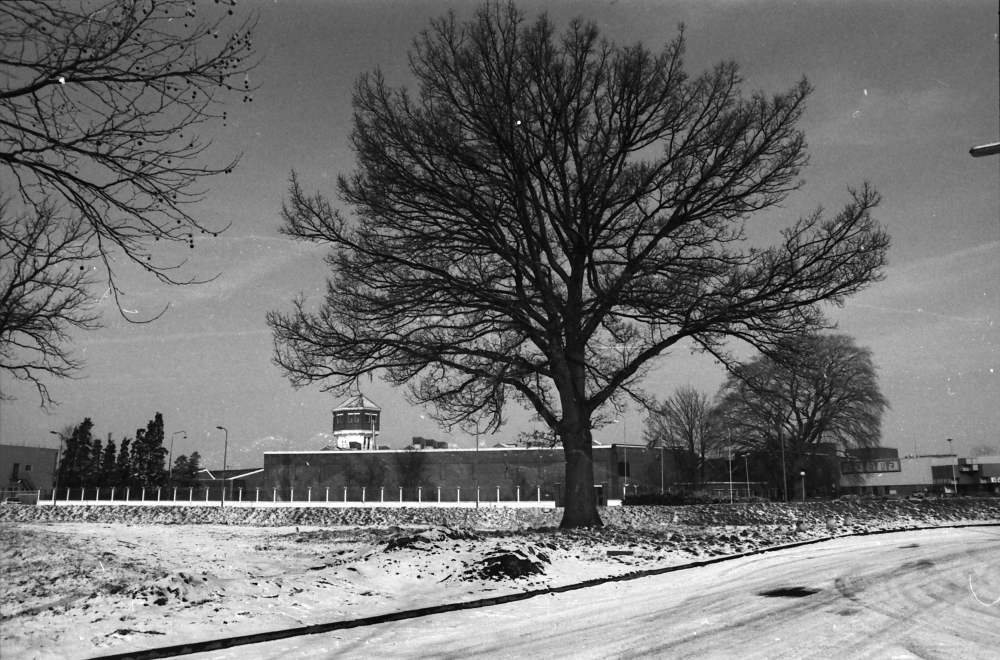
[184,526,1000,660]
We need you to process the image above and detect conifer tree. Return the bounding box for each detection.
[87,436,103,488]
[100,435,117,488]
[172,455,190,486]
[58,417,94,489]
[115,437,132,489]
[132,413,168,487]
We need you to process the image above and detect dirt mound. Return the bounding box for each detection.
[385,527,480,551]
[461,543,551,581]
[128,570,224,606]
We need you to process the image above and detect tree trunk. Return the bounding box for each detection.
[560,427,604,528]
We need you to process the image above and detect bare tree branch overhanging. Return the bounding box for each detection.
[0,198,100,406]
[269,1,890,527]
[0,0,259,299]
[713,333,890,500]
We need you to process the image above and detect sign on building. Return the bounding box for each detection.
[841,459,901,475]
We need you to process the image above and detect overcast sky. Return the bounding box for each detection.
[2,0,997,468]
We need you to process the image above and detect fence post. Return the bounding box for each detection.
[399,487,402,502]
[343,487,347,502]
[273,488,277,502]
[537,486,540,502]
[380,487,384,502]
[437,486,441,503]
[157,488,161,502]
[52,489,56,504]
[457,486,461,502]
[111,487,115,502]
[517,486,520,502]
[496,486,500,502]
[95,487,100,502]
[362,487,366,503]
[325,487,330,502]
[205,488,209,502]
[173,487,177,502]
[238,488,243,502]
[308,487,312,503]
[141,488,145,502]
[290,487,295,502]
[256,488,260,503]
[476,487,480,503]
[81,488,85,502]
[189,487,193,502]
[126,487,130,501]
[418,486,422,503]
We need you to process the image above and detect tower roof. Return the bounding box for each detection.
[333,393,381,411]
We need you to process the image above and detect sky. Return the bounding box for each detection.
[1,0,998,469]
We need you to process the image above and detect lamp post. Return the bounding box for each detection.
[216,426,229,506]
[947,438,956,495]
[728,431,733,504]
[49,431,63,503]
[169,431,186,480]
[744,454,750,498]
[779,430,788,502]
[800,471,806,502]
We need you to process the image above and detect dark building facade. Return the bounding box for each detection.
[262,444,677,502]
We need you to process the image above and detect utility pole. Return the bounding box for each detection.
[216,426,229,506]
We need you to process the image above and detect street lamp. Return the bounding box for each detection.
[727,431,733,504]
[947,438,956,495]
[800,471,806,502]
[49,431,63,502]
[216,426,229,505]
[169,431,186,480]
[744,454,750,498]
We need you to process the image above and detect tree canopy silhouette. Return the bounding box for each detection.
[714,333,889,500]
[1,0,257,403]
[269,1,889,527]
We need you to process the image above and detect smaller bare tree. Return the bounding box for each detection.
[1,200,100,405]
[642,386,719,490]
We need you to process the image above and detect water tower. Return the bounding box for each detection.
[331,394,381,449]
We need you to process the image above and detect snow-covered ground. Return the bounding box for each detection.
[1,499,997,660]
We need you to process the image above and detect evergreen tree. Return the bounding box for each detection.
[172,455,190,487]
[100,436,117,489]
[132,413,168,487]
[186,452,202,487]
[58,418,94,489]
[115,437,133,489]
[87,436,104,488]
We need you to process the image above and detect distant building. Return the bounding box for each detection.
[330,394,381,450]
[262,444,671,502]
[0,444,58,493]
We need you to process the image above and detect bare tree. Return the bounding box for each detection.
[269,2,888,527]
[0,199,100,405]
[714,334,889,500]
[642,386,718,490]
[1,0,258,302]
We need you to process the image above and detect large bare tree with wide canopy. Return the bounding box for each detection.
[269,1,889,527]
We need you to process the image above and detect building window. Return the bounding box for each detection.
[335,413,344,425]
[617,461,630,478]
[11,463,19,479]
[347,413,360,424]
[24,464,32,472]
